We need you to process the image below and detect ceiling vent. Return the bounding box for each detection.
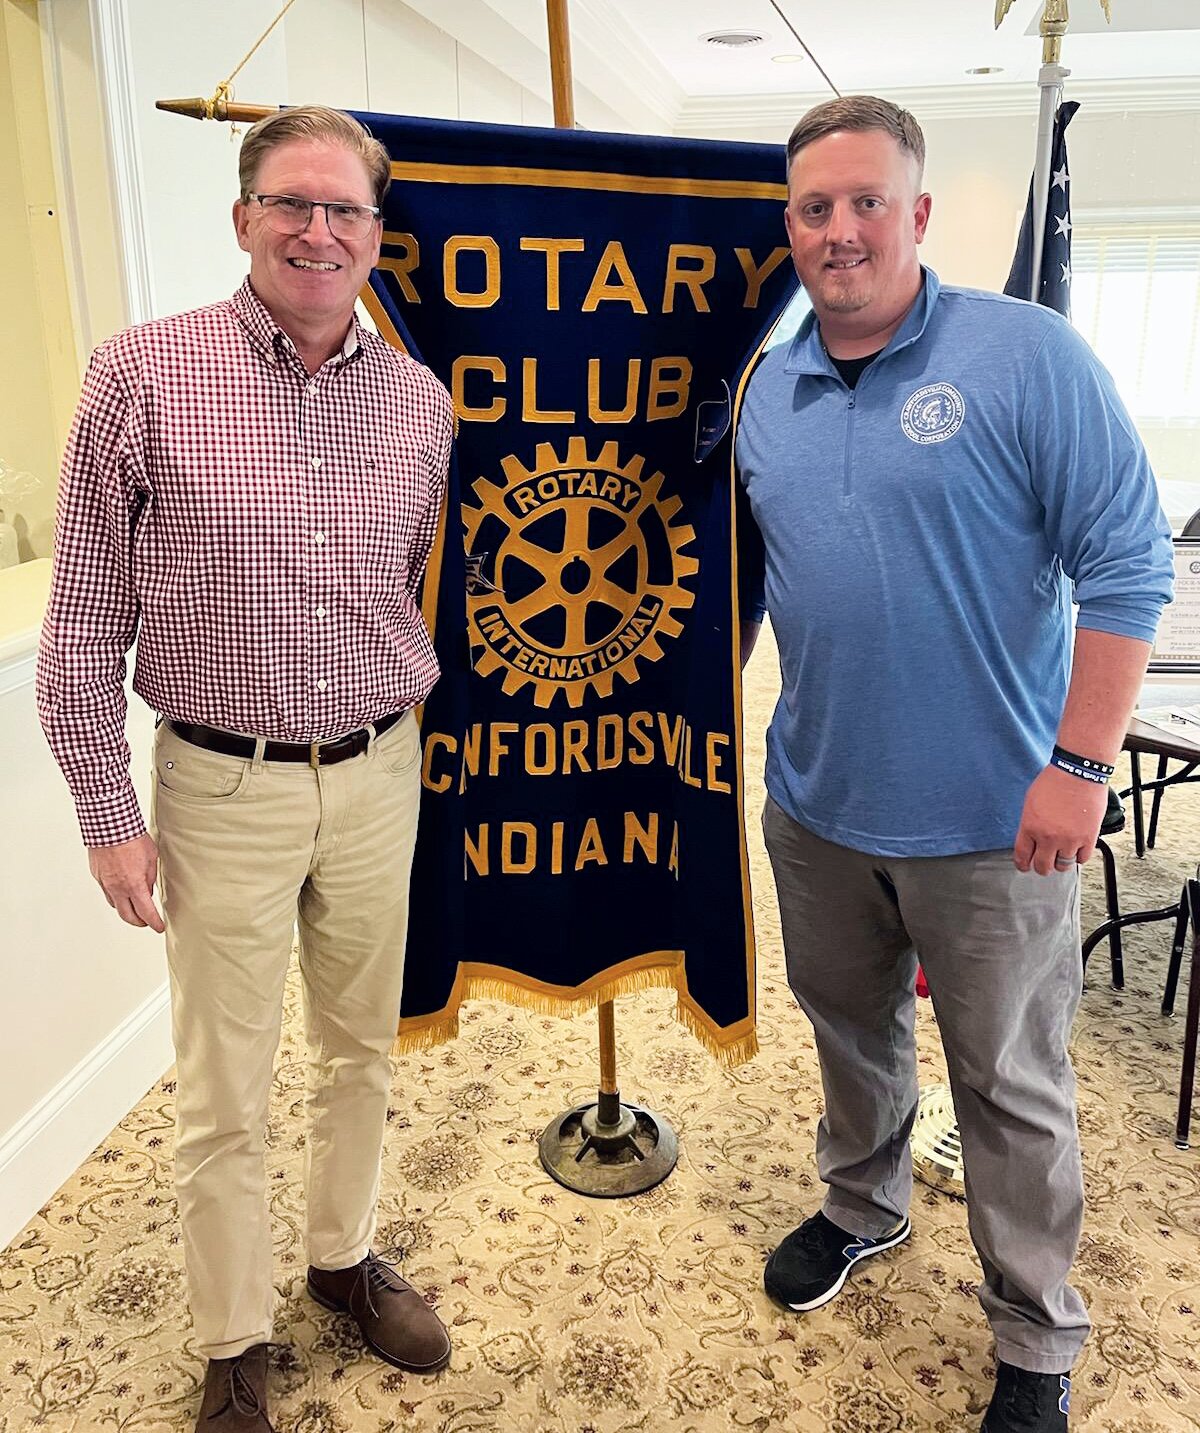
[701,30,766,48]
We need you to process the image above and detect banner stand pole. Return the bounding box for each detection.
[536,0,678,1197]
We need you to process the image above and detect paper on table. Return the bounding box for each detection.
[1133,704,1200,736]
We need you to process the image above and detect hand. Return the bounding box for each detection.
[88,833,166,932]
[1013,766,1109,876]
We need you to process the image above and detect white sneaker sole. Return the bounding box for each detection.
[776,1218,912,1313]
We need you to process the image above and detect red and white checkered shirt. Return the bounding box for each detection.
[37,280,453,847]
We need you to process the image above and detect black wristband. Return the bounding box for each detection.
[1050,745,1114,784]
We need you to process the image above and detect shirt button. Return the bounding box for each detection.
[316,678,329,692]
[315,606,327,619]
[311,456,323,470]
[314,533,326,546]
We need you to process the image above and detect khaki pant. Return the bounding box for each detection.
[763,795,1089,1374]
[152,714,421,1359]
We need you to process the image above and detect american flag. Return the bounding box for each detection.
[1004,99,1079,318]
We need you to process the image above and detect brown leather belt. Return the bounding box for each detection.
[166,711,404,769]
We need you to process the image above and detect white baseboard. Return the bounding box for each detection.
[0,982,174,1250]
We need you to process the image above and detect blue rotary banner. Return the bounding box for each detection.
[357,112,795,1065]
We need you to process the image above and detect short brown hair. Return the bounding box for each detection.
[786,96,925,181]
[238,105,391,208]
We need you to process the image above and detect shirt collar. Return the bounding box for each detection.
[230,277,363,371]
[784,266,941,378]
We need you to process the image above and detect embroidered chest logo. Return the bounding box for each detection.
[900,382,966,445]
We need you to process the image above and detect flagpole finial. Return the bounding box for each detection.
[995,1,1111,65]
[1039,2,1071,65]
[155,97,209,121]
[155,96,276,124]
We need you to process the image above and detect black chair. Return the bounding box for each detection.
[1164,876,1200,1149]
[1082,789,1200,1148]
[1082,786,1180,988]
[1125,747,1200,859]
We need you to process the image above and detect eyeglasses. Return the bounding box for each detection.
[246,193,381,240]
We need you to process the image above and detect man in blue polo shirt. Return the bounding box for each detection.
[736,96,1173,1433]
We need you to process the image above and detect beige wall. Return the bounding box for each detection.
[918,105,1200,292]
[0,0,79,562]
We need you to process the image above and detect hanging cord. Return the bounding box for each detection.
[764,0,841,98]
[204,0,302,120]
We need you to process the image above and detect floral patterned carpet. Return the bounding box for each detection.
[2,631,1199,1432]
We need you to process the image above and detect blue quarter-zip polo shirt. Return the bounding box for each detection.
[735,268,1173,857]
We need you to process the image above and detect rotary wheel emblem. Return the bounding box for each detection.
[463,437,699,707]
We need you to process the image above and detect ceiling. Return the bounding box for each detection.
[400,0,1200,132]
[599,0,1200,97]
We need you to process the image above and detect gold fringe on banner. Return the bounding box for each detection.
[675,1000,759,1070]
[393,960,758,1069]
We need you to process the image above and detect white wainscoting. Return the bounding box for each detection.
[0,982,173,1249]
[0,559,169,1250]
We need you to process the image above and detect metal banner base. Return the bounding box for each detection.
[539,1090,678,1197]
[911,1082,966,1200]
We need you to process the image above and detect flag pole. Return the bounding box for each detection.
[546,0,575,130]
[1028,7,1072,301]
[536,0,678,1196]
[996,1,1110,299]
[1029,67,1068,299]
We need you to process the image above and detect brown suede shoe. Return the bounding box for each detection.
[194,1344,273,1431]
[306,1252,451,1373]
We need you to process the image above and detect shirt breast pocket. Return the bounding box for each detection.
[346,442,427,583]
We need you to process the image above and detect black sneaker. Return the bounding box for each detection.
[763,1209,911,1312]
[981,1362,1070,1431]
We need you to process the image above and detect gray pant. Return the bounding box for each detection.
[763,795,1089,1373]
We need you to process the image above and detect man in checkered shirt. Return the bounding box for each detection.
[38,107,454,1430]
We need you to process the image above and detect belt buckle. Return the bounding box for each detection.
[310,741,322,770]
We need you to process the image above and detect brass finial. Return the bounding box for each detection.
[995,0,1111,65]
[155,97,211,121]
[155,95,276,124]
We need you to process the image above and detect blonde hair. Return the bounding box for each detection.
[786,96,925,182]
[238,105,391,206]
